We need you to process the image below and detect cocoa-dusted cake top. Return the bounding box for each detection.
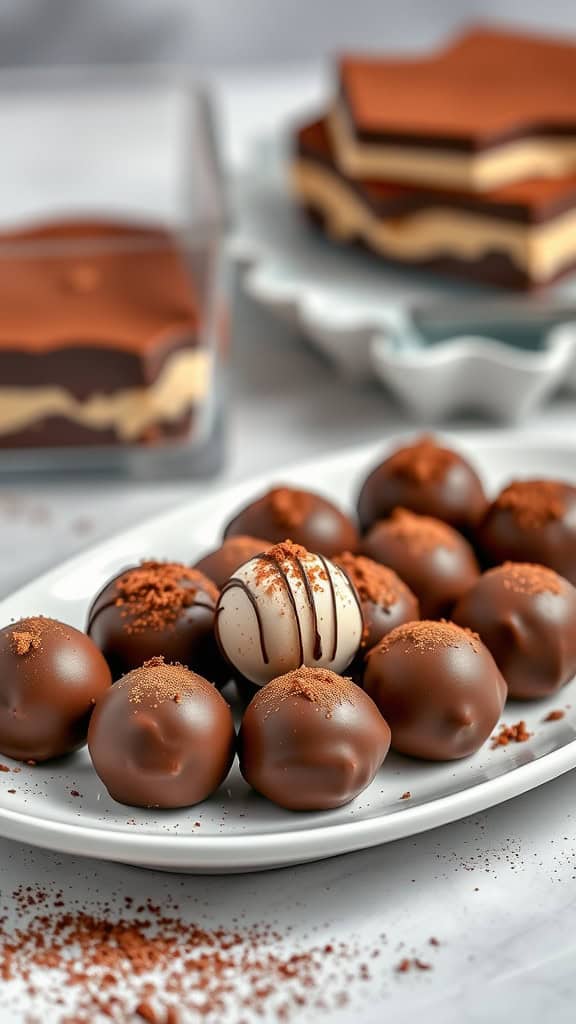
[338,27,576,149]
[0,219,198,354]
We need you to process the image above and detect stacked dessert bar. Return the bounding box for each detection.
[291,27,576,289]
[0,220,210,448]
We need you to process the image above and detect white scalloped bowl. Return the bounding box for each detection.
[232,133,576,420]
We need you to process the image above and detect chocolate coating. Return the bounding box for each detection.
[88,658,235,808]
[364,620,507,760]
[87,561,220,682]
[478,479,576,584]
[0,616,111,761]
[194,536,270,589]
[453,562,576,700]
[334,552,419,650]
[357,437,486,534]
[361,508,479,618]
[238,667,391,810]
[224,486,359,558]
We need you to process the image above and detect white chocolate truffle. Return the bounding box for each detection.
[215,540,363,686]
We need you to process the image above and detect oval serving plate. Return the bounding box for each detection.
[1,433,576,874]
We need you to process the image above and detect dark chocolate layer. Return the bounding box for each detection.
[297,118,576,225]
[0,410,194,448]
[0,334,195,398]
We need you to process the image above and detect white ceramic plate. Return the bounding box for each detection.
[2,434,576,874]
[231,135,576,421]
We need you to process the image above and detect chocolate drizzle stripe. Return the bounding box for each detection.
[319,554,339,662]
[260,553,304,666]
[217,579,270,665]
[294,555,322,660]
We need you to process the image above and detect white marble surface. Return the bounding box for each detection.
[1,67,576,1022]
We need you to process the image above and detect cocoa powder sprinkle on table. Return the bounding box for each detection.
[491,721,532,748]
[0,883,394,1022]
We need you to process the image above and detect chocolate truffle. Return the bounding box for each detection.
[361,508,479,618]
[215,540,363,686]
[238,667,391,810]
[453,562,576,700]
[87,561,220,682]
[88,657,235,808]
[194,536,270,589]
[0,616,111,761]
[334,552,419,650]
[357,436,487,534]
[478,480,576,584]
[364,620,507,760]
[224,486,359,558]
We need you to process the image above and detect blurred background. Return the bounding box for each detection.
[1,0,576,595]
[1,0,576,65]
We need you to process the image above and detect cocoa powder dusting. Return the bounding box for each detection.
[384,508,458,554]
[9,616,68,657]
[494,480,567,529]
[127,657,214,708]
[491,721,532,748]
[268,488,315,530]
[10,629,42,656]
[499,562,562,596]
[255,667,356,718]
[386,436,455,484]
[114,562,218,634]
[0,883,395,1022]
[372,620,480,658]
[253,540,328,596]
[334,553,406,610]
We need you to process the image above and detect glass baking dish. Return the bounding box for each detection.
[0,68,228,478]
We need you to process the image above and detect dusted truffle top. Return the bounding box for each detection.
[382,436,459,485]
[335,552,412,609]
[88,561,218,636]
[224,485,359,558]
[371,619,481,657]
[374,508,461,553]
[496,561,564,595]
[357,436,486,533]
[492,480,568,529]
[250,665,357,717]
[123,656,218,707]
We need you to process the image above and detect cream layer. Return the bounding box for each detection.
[292,158,576,280]
[330,103,576,192]
[0,347,211,440]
